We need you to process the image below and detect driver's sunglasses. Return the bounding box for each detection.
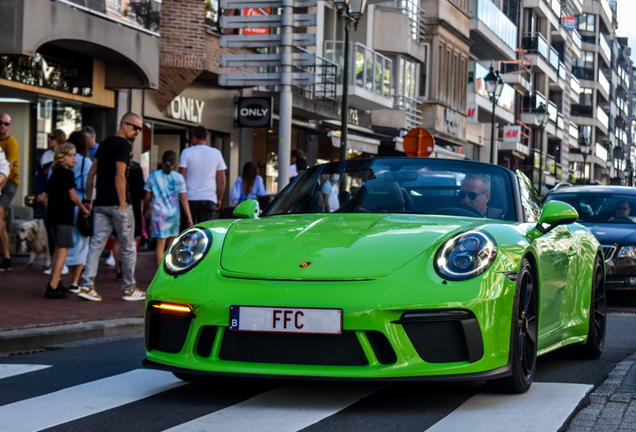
[618,206,630,211]
[0,122,10,127]
[459,191,486,200]
[125,122,142,132]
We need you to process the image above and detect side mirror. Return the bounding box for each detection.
[535,200,578,234]
[233,199,260,219]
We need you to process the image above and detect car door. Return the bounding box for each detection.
[516,171,573,342]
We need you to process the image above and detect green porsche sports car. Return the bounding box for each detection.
[143,157,606,393]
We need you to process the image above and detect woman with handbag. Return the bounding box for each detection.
[63,131,93,294]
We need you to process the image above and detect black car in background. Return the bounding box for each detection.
[545,186,636,292]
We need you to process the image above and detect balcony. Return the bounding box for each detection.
[0,0,159,89]
[501,61,533,93]
[598,70,610,100]
[469,62,515,123]
[394,95,423,129]
[469,0,518,60]
[324,41,394,111]
[597,106,609,130]
[599,33,611,65]
[571,30,582,59]
[522,0,560,28]
[572,0,583,15]
[522,33,557,82]
[59,0,160,33]
[373,1,427,62]
[499,121,531,155]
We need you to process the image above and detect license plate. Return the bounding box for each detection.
[229,306,342,335]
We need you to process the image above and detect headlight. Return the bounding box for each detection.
[164,227,212,276]
[618,245,636,258]
[435,230,497,281]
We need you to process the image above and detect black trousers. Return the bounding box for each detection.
[181,200,217,231]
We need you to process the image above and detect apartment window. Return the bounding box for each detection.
[580,125,592,140]
[395,56,419,101]
[205,0,220,29]
[577,13,595,32]
[418,45,429,100]
[579,88,593,106]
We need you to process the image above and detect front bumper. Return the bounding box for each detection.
[605,256,636,290]
[143,264,516,381]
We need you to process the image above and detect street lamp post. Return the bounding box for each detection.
[535,102,548,194]
[579,137,591,185]
[484,66,505,164]
[332,0,367,162]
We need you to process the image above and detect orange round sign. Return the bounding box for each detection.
[402,127,435,158]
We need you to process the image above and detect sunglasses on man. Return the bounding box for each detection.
[0,122,10,127]
[125,122,142,132]
[617,206,630,211]
[459,191,487,200]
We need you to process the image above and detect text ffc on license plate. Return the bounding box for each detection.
[229,306,342,334]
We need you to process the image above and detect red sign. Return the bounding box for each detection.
[403,127,435,158]
[503,125,521,143]
[467,103,477,124]
[240,8,270,35]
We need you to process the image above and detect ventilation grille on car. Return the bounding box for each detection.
[219,330,368,366]
[145,310,192,354]
[602,245,616,261]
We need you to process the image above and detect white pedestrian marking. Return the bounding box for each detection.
[0,369,186,432]
[424,382,592,432]
[0,364,51,380]
[164,382,386,432]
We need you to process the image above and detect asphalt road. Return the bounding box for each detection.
[1,306,635,432]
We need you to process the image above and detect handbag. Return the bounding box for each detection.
[76,157,94,237]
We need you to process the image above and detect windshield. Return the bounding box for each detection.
[545,192,636,224]
[264,158,516,220]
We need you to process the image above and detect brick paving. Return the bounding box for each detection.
[566,353,636,432]
[0,252,157,331]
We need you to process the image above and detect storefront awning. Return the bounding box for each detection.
[328,131,381,155]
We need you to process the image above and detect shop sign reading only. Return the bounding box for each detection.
[237,97,273,128]
[168,96,205,123]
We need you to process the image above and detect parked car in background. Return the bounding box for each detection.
[545,186,636,292]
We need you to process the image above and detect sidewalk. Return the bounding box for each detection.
[0,252,156,353]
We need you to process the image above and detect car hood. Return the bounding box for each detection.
[580,222,636,245]
[220,214,486,280]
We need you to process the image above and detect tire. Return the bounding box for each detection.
[489,258,537,394]
[580,255,606,359]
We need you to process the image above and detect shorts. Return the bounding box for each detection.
[50,224,74,249]
[0,180,18,210]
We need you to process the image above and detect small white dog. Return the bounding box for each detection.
[17,219,50,267]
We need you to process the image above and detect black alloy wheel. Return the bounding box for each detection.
[489,258,537,393]
[581,256,606,358]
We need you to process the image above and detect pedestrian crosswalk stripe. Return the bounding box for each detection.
[164,382,387,432]
[0,369,186,432]
[0,364,51,380]
[424,382,592,432]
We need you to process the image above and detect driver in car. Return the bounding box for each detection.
[608,200,636,222]
[459,174,491,217]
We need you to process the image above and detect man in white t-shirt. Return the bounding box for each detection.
[178,126,227,225]
[321,173,339,213]
[289,148,305,178]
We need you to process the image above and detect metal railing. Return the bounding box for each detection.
[394,95,423,129]
[54,0,160,34]
[598,69,610,95]
[522,33,549,59]
[472,0,517,50]
[376,0,426,42]
[599,33,611,61]
[258,47,338,106]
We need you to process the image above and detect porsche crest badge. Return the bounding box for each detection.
[299,261,311,268]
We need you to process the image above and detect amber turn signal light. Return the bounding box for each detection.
[151,302,193,314]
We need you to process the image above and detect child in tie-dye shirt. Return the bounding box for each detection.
[144,151,193,267]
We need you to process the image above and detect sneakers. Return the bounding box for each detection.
[57,282,70,293]
[45,285,67,299]
[44,266,69,275]
[122,287,146,301]
[105,255,116,266]
[77,287,102,302]
[69,284,81,294]
[0,259,11,272]
[115,272,122,280]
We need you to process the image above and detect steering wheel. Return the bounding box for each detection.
[400,188,414,212]
[436,204,484,218]
[610,216,635,223]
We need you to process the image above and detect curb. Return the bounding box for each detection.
[0,318,144,354]
[564,352,636,431]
